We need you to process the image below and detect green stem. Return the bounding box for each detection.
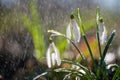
[83,35,95,67]
[97,31,102,57]
[112,67,120,80]
[63,36,85,61]
[49,34,85,61]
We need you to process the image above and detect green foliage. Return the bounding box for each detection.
[21,0,46,60]
[43,8,118,80]
[20,1,119,79]
[56,37,68,54]
[83,19,96,31]
[112,66,120,80]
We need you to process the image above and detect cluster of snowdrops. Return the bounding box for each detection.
[33,8,120,80]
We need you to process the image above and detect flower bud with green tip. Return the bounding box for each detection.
[66,14,81,44]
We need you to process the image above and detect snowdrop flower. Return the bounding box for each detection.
[98,19,107,45]
[66,17,81,43]
[105,52,116,65]
[46,42,61,68]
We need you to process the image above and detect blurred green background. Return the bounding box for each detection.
[0,0,120,51]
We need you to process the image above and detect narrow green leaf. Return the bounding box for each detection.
[97,31,102,57]
[96,7,100,27]
[100,30,116,65]
[77,8,85,35]
[83,35,95,67]
[112,67,120,80]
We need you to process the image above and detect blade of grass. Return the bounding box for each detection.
[77,8,95,66]
[112,66,120,80]
[33,72,48,80]
[77,8,85,35]
[96,8,102,57]
[54,68,85,77]
[83,35,95,67]
[96,7,100,27]
[62,59,96,79]
[96,32,102,57]
[100,30,116,65]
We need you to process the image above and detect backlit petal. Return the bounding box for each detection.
[51,53,56,66]
[66,22,71,43]
[101,26,107,45]
[73,20,81,43]
[98,22,107,45]
[98,22,104,37]
[52,42,61,66]
[46,45,52,68]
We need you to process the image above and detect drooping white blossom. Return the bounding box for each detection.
[98,22,107,45]
[73,20,81,43]
[46,42,61,68]
[66,19,81,43]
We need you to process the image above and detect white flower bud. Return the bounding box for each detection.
[98,22,107,45]
[66,19,81,43]
[46,42,61,68]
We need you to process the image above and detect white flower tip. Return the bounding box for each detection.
[112,30,116,33]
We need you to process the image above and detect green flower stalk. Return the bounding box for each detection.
[77,8,95,66]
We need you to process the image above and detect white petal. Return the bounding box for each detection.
[51,53,56,66]
[66,22,71,43]
[46,45,52,68]
[101,25,107,45]
[98,22,104,37]
[73,20,81,43]
[98,22,107,45]
[52,43,61,66]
